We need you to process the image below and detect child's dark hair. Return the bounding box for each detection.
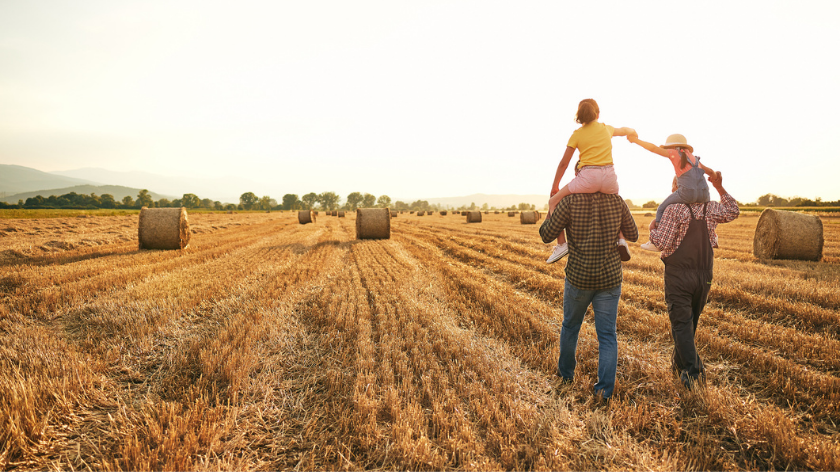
[575,99,599,125]
[678,149,688,170]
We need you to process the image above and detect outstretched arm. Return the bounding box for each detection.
[699,161,716,177]
[551,146,576,195]
[612,127,636,137]
[627,135,671,158]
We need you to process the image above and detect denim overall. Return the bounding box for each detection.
[656,151,711,222]
[663,202,713,387]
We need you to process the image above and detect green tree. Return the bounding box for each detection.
[394,201,408,211]
[361,193,376,208]
[346,192,363,210]
[100,194,117,209]
[181,193,201,209]
[200,198,214,209]
[624,199,634,208]
[258,195,272,210]
[282,194,299,210]
[642,200,658,209]
[214,201,223,211]
[136,189,154,208]
[121,195,135,208]
[240,192,259,210]
[156,198,171,208]
[319,191,340,210]
[301,192,319,209]
[376,195,392,208]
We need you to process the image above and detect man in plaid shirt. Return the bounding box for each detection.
[539,192,638,400]
[649,171,739,388]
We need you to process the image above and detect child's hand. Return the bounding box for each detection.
[649,220,658,231]
[550,187,559,197]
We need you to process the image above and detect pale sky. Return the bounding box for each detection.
[2,1,839,204]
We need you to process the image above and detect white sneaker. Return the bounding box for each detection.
[546,243,568,264]
[640,241,659,252]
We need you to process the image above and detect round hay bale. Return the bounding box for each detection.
[338,211,345,217]
[390,210,398,218]
[440,211,447,216]
[226,210,234,214]
[508,211,516,217]
[494,211,499,214]
[298,210,315,224]
[465,211,482,223]
[520,211,538,225]
[644,212,653,217]
[535,211,542,221]
[138,207,190,250]
[356,208,390,239]
[417,211,425,216]
[410,211,415,214]
[332,211,338,216]
[753,208,823,261]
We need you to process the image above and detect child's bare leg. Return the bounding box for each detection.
[548,185,572,245]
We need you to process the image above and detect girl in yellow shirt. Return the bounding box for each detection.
[547,98,636,263]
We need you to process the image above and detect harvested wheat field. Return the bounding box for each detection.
[1,210,839,471]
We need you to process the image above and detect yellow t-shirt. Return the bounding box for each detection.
[567,122,615,170]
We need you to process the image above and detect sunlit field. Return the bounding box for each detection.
[1,210,839,470]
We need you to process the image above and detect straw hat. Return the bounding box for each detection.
[660,134,693,153]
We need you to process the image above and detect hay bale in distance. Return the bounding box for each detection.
[440,211,447,216]
[138,207,190,250]
[644,212,653,217]
[465,211,482,223]
[338,211,345,217]
[390,209,398,218]
[356,208,390,239]
[520,211,540,224]
[298,210,315,224]
[508,211,516,217]
[753,208,823,261]
[417,211,425,216]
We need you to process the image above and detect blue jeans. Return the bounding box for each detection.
[557,280,621,398]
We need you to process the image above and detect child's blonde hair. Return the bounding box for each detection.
[576,99,599,125]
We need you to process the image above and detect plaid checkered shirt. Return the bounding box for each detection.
[539,193,638,290]
[649,193,740,259]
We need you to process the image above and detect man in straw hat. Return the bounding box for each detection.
[539,192,638,401]
[649,171,739,389]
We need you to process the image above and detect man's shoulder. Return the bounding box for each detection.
[564,193,625,205]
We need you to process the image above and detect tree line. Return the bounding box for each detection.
[0,189,542,212]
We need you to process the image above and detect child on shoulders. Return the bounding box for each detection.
[627,133,717,251]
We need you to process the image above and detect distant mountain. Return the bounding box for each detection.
[1,185,173,204]
[52,167,267,204]
[0,164,99,196]
[424,193,549,210]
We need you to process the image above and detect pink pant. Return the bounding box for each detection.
[567,165,619,194]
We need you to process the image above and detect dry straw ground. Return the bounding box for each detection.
[1,210,839,470]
